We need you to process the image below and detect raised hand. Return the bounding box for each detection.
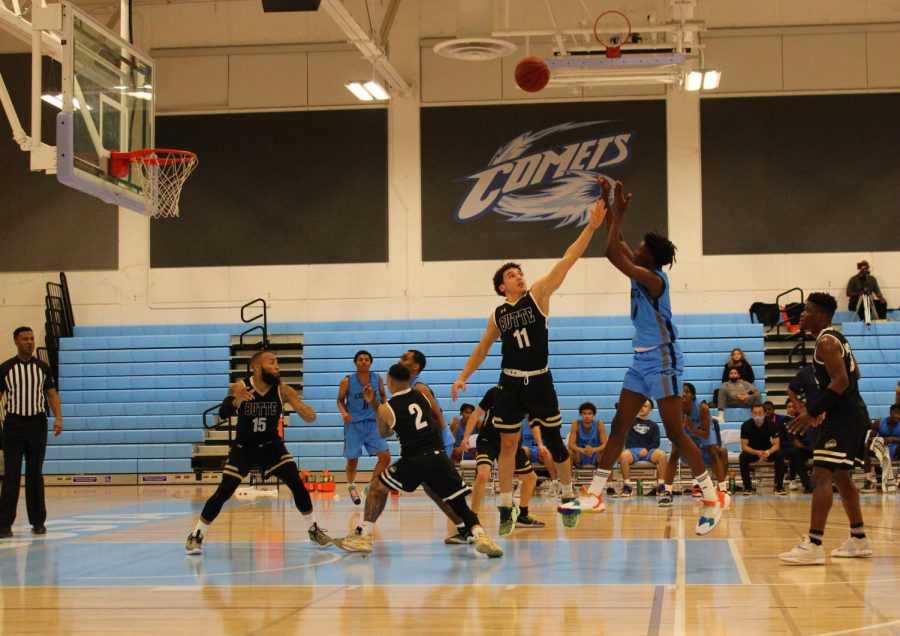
[451,379,466,401]
[612,180,632,217]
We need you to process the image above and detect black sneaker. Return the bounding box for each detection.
[515,514,546,529]
[774,488,788,496]
[606,486,618,499]
[498,504,519,537]
[0,526,12,539]
[31,525,47,535]
[657,492,673,507]
[444,529,474,544]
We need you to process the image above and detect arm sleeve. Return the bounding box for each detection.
[219,396,237,419]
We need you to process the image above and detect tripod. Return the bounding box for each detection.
[853,289,878,325]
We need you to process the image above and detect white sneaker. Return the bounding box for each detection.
[789,480,799,491]
[696,490,730,536]
[831,537,874,558]
[557,493,605,515]
[779,536,826,565]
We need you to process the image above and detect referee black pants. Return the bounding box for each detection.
[0,414,49,528]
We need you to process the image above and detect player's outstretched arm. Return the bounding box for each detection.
[603,179,665,299]
[281,384,316,423]
[531,189,607,312]
[452,317,500,400]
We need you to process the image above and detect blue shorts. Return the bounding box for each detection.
[343,419,390,459]
[622,346,684,401]
[625,448,655,463]
[441,426,455,457]
[523,444,541,464]
[576,451,598,466]
[688,431,717,449]
[700,447,718,466]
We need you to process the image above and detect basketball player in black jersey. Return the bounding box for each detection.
[779,293,873,565]
[452,190,608,535]
[332,364,503,558]
[185,351,330,555]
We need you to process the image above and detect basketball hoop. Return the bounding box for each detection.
[108,148,198,218]
[593,10,632,59]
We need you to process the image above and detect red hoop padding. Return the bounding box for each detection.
[593,10,632,59]
[108,148,198,218]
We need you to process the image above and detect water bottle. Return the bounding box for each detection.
[637,479,644,497]
[728,470,736,495]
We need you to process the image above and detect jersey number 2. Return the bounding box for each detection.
[513,328,531,349]
[408,403,428,430]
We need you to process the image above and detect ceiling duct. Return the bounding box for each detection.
[433,0,516,61]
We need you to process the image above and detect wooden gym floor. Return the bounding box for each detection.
[0,484,898,635]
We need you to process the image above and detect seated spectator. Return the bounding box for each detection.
[664,385,727,500]
[618,399,666,498]
[450,403,476,463]
[846,260,888,319]
[522,419,558,494]
[739,405,785,495]
[722,348,755,383]
[717,368,763,414]
[778,400,813,493]
[457,389,542,528]
[567,402,607,469]
[862,403,900,492]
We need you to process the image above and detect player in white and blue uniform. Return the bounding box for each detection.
[337,350,391,505]
[559,178,729,536]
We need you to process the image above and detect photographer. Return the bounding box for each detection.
[846,260,888,319]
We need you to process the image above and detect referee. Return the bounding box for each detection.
[0,327,63,538]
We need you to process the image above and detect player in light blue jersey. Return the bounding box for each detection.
[559,178,730,536]
[337,350,392,505]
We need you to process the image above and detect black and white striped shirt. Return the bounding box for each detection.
[0,357,56,417]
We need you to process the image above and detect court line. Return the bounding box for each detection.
[727,538,752,585]
[647,585,665,636]
[764,572,803,636]
[674,518,686,636]
[813,619,900,636]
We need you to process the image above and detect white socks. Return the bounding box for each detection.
[194,520,209,536]
[588,469,612,496]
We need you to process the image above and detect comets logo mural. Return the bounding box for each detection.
[455,122,634,228]
[420,101,667,261]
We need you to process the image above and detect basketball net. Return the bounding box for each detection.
[109,149,198,218]
[593,10,632,59]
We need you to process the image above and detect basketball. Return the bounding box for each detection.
[515,56,550,92]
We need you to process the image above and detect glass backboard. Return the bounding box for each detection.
[55,2,154,213]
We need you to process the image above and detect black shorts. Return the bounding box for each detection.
[223,441,296,479]
[475,433,533,474]
[813,406,869,472]
[379,450,472,502]
[493,371,561,433]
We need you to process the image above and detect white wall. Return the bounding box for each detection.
[0,0,898,338]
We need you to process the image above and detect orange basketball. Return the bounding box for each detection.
[515,56,550,92]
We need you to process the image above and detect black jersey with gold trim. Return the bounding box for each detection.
[813,328,865,410]
[234,382,284,445]
[493,291,549,372]
[386,388,443,456]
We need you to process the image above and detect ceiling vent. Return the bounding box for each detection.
[432,0,515,61]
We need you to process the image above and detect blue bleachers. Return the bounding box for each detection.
[51,315,898,476]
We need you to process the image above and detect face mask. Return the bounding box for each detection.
[752,415,764,424]
[261,371,281,386]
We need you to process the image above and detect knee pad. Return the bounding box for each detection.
[540,426,570,464]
